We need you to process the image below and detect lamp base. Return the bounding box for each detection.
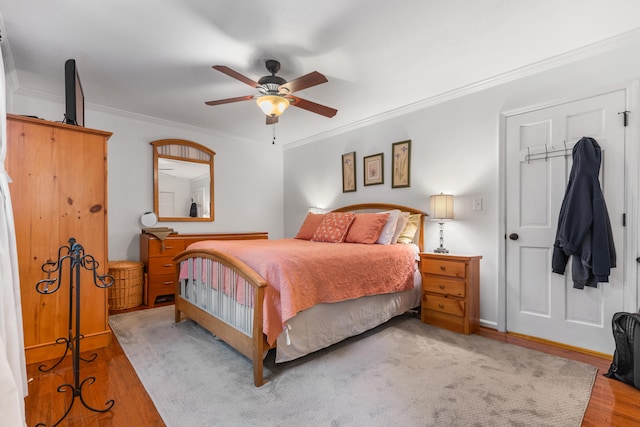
[434,247,449,254]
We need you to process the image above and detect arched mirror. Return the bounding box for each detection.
[151,139,215,222]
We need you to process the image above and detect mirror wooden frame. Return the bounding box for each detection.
[151,139,215,222]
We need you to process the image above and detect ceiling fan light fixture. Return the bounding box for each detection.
[256,95,289,116]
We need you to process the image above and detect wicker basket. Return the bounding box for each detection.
[108,260,144,310]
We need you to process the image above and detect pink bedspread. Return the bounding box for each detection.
[183,238,417,345]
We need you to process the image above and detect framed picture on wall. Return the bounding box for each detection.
[363,153,384,186]
[342,151,356,192]
[392,140,411,188]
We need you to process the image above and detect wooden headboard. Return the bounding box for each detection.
[330,203,427,251]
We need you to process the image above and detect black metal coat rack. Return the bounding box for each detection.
[35,237,115,427]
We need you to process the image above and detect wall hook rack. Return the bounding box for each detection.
[34,237,115,427]
[526,140,571,163]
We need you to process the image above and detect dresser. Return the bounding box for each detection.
[140,232,268,307]
[6,114,112,364]
[420,253,482,334]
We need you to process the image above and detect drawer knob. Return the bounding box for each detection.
[163,263,173,267]
[438,303,444,309]
[439,266,446,271]
[163,281,174,285]
[439,284,445,289]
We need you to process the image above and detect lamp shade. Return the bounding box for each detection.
[430,193,454,220]
[256,95,290,116]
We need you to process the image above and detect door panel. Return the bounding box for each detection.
[518,247,550,317]
[506,90,625,354]
[520,159,550,226]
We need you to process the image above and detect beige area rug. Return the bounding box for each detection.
[109,306,596,427]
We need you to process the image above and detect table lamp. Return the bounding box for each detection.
[430,193,454,253]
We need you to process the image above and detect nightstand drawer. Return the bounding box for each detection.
[423,276,466,297]
[423,294,465,317]
[422,259,466,278]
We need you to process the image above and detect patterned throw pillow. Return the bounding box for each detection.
[311,212,356,243]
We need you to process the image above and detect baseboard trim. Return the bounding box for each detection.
[478,327,612,360]
[25,330,111,365]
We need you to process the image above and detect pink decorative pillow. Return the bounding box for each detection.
[295,213,326,240]
[345,213,390,244]
[311,212,356,243]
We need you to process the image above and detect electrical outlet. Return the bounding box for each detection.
[473,197,483,211]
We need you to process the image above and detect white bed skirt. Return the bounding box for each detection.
[275,269,421,363]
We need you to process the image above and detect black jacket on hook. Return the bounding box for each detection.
[551,137,616,289]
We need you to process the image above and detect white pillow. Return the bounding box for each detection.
[391,212,410,243]
[376,210,401,244]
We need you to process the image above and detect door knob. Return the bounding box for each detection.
[509,233,519,240]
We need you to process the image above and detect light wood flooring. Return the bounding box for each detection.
[24,315,640,426]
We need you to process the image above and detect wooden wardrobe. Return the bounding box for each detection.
[6,114,112,364]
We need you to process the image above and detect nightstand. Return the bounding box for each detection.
[419,253,482,334]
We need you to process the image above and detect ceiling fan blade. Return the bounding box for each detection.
[279,71,328,93]
[266,115,278,125]
[205,95,254,106]
[289,96,337,118]
[212,65,259,88]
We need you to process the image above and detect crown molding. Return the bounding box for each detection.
[5,22,640,151]
[9,86,266,147]
[285,28,640,150]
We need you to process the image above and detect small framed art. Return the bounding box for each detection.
[342,151,356,192]
[363,153,384,186]
[392,140,411,188]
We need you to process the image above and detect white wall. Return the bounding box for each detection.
[8,36,640,329]
[7,95,285,261]
[283,39,640,328]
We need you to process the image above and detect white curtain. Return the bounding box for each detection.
[0,41,28,426]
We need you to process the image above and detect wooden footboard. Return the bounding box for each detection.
[174,249,274,386]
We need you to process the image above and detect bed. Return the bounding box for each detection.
[174,203,426,386]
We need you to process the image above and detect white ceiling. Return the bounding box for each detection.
[2,1,640,146]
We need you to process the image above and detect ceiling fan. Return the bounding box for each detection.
[205,60,337,124]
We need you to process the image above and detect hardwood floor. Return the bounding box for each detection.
[24,332,165,427]
[24,320,640,426]
[476,328,640,427]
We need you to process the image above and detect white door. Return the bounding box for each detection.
[159,191,175,217]
[505,90,626,355]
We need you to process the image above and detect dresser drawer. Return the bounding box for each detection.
[149,257,178,275]
[148,239,185,257]
[423,276,466,297]
[423,294,465,317]
[148,274,177,293]
[422,259,466,278]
